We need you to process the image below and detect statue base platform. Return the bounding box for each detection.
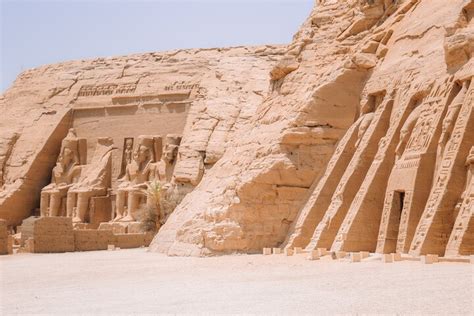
[98,221,144,234]
[73,223,97,230]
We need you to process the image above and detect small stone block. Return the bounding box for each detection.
[285,248,294,256]
[360,251,370,259]
[263,248,272,255]
[294,247,304,254]
[470,255,474,264]
[336,251,347,259]
[107,244,115,251]
[382,254,393,263]
[351,252,361,263]
[307,250,320,261]
[391,253,402,261]
[272,248,282,254]
[421,254,439,264]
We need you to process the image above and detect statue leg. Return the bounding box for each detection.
[114,190,126,221]
[121,190,138,222]
[40,192,49,217]
[49,192,61,217]
[66,192,76,218]
[74,192,90,223]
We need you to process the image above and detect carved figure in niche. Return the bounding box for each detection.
[114,136,156,222]
[155,135,182,183]
[119,138,134,178]
[463,147,474,199]
[40,129,83,217]
[395,105,423,160]
[453,146,474,219]
[435,81,468,174]
[66,138,116,223]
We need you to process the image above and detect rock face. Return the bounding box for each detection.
[150,0,473,257]
[282,0,474,257]
[1,0,473,258]
[0,46,283,226]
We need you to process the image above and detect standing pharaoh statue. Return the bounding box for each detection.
[395,105,423,160]
[40,129,83,217]
[124,138,134,165]
[463,147,474,199]
[435,81,467,174]
[119,138,134,179]
[114,136,155,222]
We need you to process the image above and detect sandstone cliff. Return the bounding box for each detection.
[1,0,473,258]
[150,0,474,256]
[0,46,284,225]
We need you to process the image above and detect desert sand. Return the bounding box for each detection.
[1,248,472,315]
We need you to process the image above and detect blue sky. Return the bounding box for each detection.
[0,0,313,92]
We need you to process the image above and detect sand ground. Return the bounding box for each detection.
[0,248,472,315]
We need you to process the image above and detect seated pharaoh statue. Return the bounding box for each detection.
[156,134,182,184]
[66,137,116,223]
[40,129,85,217]
[114,136,158,222]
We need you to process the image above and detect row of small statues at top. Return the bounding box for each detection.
[40,129,181,224]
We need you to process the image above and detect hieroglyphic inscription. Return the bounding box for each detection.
[164,81,200,92]
[403,77,453,157]
[446,178,474,256]
[410,81,474,254]
[77,82,137,97]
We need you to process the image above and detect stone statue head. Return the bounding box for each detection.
[442,105,461,134]
[125,138,133,150]
[59,128,79,167]
[136,145,152,164]
[163,144,179,164]
[162,135,182,164]
[134,136,154,165]
[468,147,474,161]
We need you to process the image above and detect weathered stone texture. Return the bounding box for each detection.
[1,0,473,257]
[0,46,283,226]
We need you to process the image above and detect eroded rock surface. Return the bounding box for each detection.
[1,0,473,258]
[0,46,284,226]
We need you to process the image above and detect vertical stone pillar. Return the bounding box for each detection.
[332,79,434,253]
[305,95,393,251]
[282,118,361,250]
[410,80,473,256]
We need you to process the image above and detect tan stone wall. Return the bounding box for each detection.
[17,217,153,252]
[74,229,115,252]
[115,233,153,249]
[32,217,75,253]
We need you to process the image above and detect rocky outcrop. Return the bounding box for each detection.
[150,0,393,256]
[1,0,472,258]
[0,46,284,226]
[151,0,473,257]
[284,0,473,257]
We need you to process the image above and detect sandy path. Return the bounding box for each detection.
[1,249,472,315]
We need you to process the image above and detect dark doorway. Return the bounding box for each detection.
[385,191,405,253]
